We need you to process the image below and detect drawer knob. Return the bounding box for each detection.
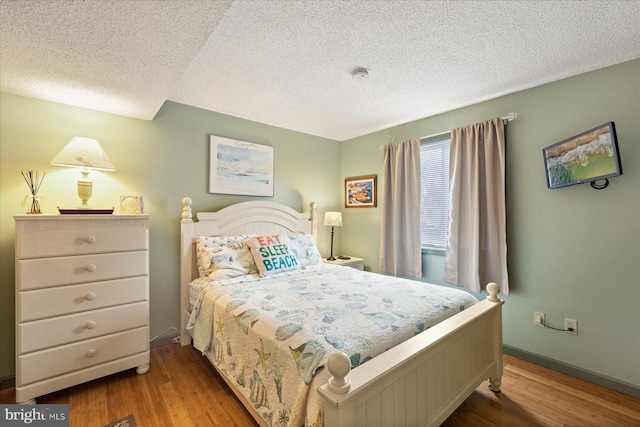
[85,292,96,301]
[85,349,96,358]
[85,264,97,272]
[85,321,96,329]
[85,236,96,244]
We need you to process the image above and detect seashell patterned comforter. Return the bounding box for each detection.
[187,264,478,427]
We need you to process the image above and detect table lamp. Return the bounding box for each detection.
[324,211,342,260]
[50,137,115,209]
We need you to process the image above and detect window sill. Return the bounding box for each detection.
[422,247,445,256]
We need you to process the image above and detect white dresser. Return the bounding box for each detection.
[14,214,150,404]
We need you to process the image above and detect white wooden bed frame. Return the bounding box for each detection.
[179,197,504,427]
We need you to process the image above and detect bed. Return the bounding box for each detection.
[179,197,504,427]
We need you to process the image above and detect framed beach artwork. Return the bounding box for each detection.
[345,175,377,208]
[209,135,274,197]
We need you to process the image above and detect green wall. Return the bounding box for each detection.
[339,59,640,389]
[0,97,341,383]
[1,59,638,392]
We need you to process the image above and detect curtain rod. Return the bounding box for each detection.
[421,112,518,139]
[380,112,518,150]
[502,112,518,122]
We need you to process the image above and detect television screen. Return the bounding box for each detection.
[543,122,623,189]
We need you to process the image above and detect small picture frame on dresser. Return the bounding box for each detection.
[120,196,144,214]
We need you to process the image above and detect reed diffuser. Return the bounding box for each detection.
[21,170,45,214]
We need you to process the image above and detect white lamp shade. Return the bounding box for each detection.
[324,211,343,227]
[50,137,115,171]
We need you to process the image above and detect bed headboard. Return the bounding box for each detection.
[179,197,317,344]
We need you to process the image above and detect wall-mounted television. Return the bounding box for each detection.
[543,122,623,190]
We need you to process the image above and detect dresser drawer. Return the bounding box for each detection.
[18,327,148,386]
[18,276,147,321]
[16,217,148,259]
[17,251,148,290]
[18,301,148,353]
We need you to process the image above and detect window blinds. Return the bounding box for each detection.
[419,137,450,250]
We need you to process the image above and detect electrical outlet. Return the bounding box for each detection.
[534,311,545,327]
[565,318,578,335]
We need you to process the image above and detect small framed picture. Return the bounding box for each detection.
[345,175,377,208]
[119,196,144,214]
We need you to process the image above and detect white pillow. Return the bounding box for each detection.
[286,233,323,267]
[195,234,257,277]
[206,241,259,279]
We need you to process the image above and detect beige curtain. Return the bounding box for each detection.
[444,118,509,295]
[379,138,422,278]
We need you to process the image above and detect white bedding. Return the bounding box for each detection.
[187,264,478,427]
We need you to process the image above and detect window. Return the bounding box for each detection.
[419,135,451,250]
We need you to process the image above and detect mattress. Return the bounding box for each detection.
[187,264,478,426]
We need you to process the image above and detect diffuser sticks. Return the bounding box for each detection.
[21,170,45,214]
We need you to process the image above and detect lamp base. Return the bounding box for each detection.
[77,177,93,209]
[327,226,337,261]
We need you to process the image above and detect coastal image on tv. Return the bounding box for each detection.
[543,122,622,189]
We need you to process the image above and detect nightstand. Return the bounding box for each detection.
[14,214,150,404]
[323,256,364,270]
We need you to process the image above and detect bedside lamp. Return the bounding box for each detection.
[324,211,342,261]
[50,137,115,209]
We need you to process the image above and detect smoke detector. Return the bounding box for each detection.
[352,67,370,80]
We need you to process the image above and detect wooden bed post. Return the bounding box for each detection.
[180,197,194,346]
[309,202,317,243]
[486,282,503,393]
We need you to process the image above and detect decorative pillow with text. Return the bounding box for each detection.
[247,235,301,277]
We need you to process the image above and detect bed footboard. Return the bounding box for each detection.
[318,283,503,427]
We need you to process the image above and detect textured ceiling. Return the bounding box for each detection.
[2,0,639,141]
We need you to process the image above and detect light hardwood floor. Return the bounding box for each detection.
[2,344,639,426]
